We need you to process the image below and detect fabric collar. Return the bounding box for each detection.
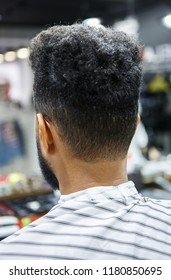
[59,181,138,204]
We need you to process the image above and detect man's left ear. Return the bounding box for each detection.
[137,114,140,127]
[36,113,55,155]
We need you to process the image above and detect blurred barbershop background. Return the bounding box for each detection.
[0,0,171,239]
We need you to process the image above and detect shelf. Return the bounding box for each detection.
[0,188,53,201]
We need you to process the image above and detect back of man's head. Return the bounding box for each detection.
[29,23,142,162]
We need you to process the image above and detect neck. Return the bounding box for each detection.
[55,157,128,195]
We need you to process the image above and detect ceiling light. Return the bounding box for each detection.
[114,16,139,37]
[4,51,16,62]
[0,54,4,64]
[17,47,29,59]
[162,14,171,29]
[83,18,102,27]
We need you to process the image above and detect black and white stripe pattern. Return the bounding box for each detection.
[0,181,171,259]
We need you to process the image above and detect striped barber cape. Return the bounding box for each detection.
[0,181,171,259]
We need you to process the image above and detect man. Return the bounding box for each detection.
[0,23,171,259]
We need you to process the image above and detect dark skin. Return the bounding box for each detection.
[36,113,140,195]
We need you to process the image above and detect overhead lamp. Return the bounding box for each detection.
[17,47,29,59]
[162,14,171,29]
[0,54,4,64]
[4,51,16,62]
[113,16,139,37]
[83,17,102,27]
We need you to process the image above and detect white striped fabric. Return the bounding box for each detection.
[0,181,171,259]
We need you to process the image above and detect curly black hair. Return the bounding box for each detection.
[29,23,142,161]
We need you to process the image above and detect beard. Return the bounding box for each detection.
[36,140,59,190]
